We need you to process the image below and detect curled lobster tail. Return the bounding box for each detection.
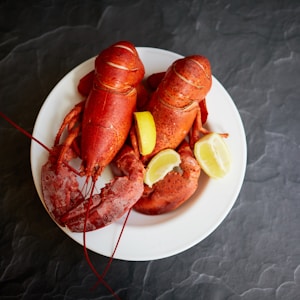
[156,55,212,108]
[144,55,212,158]
[94,41,145,92]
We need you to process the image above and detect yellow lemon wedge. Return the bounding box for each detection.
[144,149,181,187]
[134,111,156,156]
[194,133,231,179]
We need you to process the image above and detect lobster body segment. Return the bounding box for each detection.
[147,95,199,154]
[156,55,212,108]
[94,41,145,92]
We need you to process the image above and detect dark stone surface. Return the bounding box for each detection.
[1,0,300,299]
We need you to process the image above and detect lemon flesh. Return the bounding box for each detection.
[134,111,156,156]
[194,133,231,179]
[144,149,181,187]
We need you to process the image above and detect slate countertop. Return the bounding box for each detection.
[1,1,300,299]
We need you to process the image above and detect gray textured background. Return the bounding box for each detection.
[1,0,300,299]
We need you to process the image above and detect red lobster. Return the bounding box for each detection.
[41,41,145,232]
[132,55,213,215]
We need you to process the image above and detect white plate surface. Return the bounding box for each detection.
[31,47,247,261]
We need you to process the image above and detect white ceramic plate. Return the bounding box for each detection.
[31,47,247,261]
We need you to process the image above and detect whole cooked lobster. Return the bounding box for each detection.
[132,55,212,215]
[41,41,145,232]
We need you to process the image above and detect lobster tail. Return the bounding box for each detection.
[156,55,212,108]
[95,41,145,92]
[145,55,212,156]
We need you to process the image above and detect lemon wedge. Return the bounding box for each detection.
[194,133,231,179]
[144,149,181,187]
[134,111,156,156]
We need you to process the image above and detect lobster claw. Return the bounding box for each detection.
[134,141,201,215]
[53,145,145,232]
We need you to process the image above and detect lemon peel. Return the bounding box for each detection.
[194,133,231,179]
[134,111,156,156]
[144,149,181,187]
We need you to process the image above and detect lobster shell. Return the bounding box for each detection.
[80,41,145,178]
[146,55,212,157]
[81,87,138,177]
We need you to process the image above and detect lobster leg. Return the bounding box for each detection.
[56,126,81,173]
[54,101,84,146]
[133,141,201,215]
[60,145,145,232]
[189,100,229,147]
[189,103,211,148]
[77,70,95,96]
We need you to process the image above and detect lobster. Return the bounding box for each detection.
[145,55,211,154]
[132,55,213,215]
[40,41,146,232]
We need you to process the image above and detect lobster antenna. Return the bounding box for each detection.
[0,111,120,297]
[82,181,121,300]
[101,208,131,279]
[0,111,51,153]
[91,208,131,294]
